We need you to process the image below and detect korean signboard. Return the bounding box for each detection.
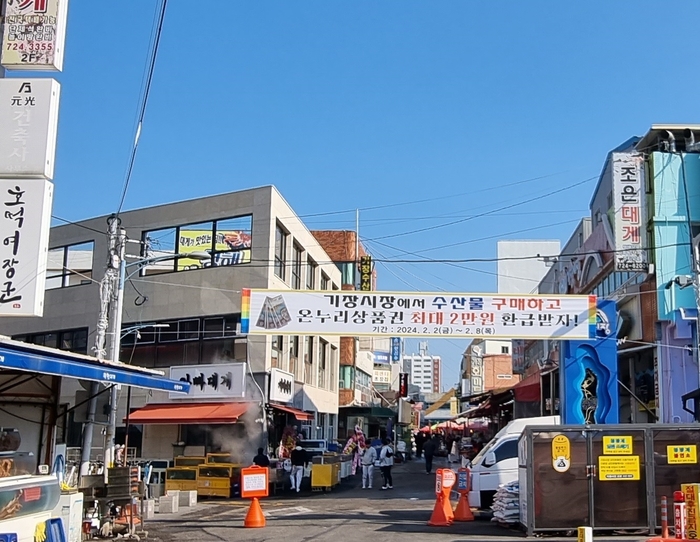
[391,337,401,361]
[373,351,390,365]
[170,363,246,399]
[0,78,61,179]
[512,339,525,375]
[1,0,69,71]
[0,179,53,316]
[269,368,293,403]
[241,289,596,339]
[598,455,640,481]
[359,255,372,291]
[668,445,698,465]
[612,152,648,272]
[471,353,483,394]
[177,229,251,270]
[603,436,632,455]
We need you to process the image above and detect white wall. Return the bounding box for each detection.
[497,240,561,294]
[356,350,374,376]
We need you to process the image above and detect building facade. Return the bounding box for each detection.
[461,339,516,398]
[405,342,441,394]
[0,186,342,461]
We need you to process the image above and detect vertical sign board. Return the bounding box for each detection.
[0,78,61,179]
[1,0,70,72]
[612,152,648,272]
[391,337,401,362]
[682,484,700,540]
[511,339,525,375]
[359,255,372,291]
[471,354,484,394]
[0,179,53,316]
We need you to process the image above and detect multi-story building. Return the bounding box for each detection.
[0,186,342,461]
[461,339,515,397]
[405,342,441,393]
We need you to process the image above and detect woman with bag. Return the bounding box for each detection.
[379,438,394,490]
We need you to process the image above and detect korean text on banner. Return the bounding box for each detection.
[169,363,246,399]
[612,152,648,272]
[241,290,597,339]
[0,179,53,317]
[0,78,61,180]
[1,0,70,72]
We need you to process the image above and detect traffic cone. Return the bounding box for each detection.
[244,497,266,528]
[453,492,474,522]
[428,493,453,526]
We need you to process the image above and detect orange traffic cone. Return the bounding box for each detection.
[453,492,474,522]
[244,497,266,528]
[428,493,453,526]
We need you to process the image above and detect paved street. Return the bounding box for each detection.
[144,458,651,542]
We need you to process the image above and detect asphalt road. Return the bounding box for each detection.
[143,457,652,542]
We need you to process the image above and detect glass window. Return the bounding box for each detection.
[177,221,214,271]
[318,339,327,389]
[275,224,287,280]
[201,338,246,363]
[46,242,94,289]
[330,345,337,392]
[494,439,519,463]
[339,366,355,389]
[339,263,355,286]
[321,273,329,290]
[292,243,303,289]
[307,258,316,290]
[289,336,300,380]
[271,335,282,369]
[60,329,88,354]
[211,216,252,267]
[317,413,326,440]
[159,319,200,342]
[142,228,177,275]
[304,337,314,385]
[501,346,509,354]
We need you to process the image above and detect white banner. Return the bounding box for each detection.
[0,78,61,179]
[612,152,648,271]
[269,367,293,403]
[0,179,53,317]
[1,0,69,71]
[242,289,596,339]
[169,363,246,400]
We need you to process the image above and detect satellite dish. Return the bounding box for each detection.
[472,345,483,357]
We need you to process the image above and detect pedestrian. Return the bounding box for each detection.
[290,445,307,493]
[423,435,437,475]
[379,438,394,490]
[415,431,424,459]
[253,447,270,467]
[360,441,377,489]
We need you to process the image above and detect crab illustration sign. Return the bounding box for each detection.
[241,289,596,340]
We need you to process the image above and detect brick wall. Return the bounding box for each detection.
[483,354,519,390]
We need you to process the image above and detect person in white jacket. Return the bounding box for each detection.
[360,442,377,489]
[379,438,394,490]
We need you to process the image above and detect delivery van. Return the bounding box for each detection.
[468,416,559,509]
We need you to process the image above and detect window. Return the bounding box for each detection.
[159,319,200,342]
[202,315,238,339]
[339,263,355,286]
[15,328,88,355]
[321,273,329,290]
[291,243,302,289]
[330,345,338,392]
[307,258,317,290]
[289,336,300,379]
[501,346,509,354]
[46,242,95,289]
[141,215,252,275]
[318,339,327,389]
[271,335,283,368]
[274,223,287,280]
[317,413,326,440]
[339,366,355,389]
[328,414,336,441]
[304,336,314,385]
[494,439,519,463]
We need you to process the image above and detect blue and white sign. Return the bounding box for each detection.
[391,337,402,362]
[373,351,390,365]
[457,469,469,491]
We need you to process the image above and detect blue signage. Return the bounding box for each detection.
[457,470,469,491]
[391,337,402,362]
[373,351,390,365]
[0,345,190,393]
[561,299,618,424]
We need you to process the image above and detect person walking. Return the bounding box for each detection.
[360,441,377,489]
[290,445,307,493]
[423,435,437,475]
[253,447,270,467]
[379,438,394,490]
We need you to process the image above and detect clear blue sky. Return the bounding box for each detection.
[29,1,700,388]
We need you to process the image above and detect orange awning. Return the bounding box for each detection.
[270,403,314,421]
[126,402,253,424]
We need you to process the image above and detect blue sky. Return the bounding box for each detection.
[25,1,700,388]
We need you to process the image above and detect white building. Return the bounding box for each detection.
[405,342,441,393]
[497,240,561,294]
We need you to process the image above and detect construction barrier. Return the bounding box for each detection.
[453,467,474,522]
[428,468,455,526]
[241,466,269,528]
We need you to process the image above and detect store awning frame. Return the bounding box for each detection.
[127,402,254,424]
[0,337,189,393]
[270,403,314,421]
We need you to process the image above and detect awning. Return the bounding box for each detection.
[127,402,253,424]
[513,373,541,403]
[270,404,313,421]
[0,338,189,393]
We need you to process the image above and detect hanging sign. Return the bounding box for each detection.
[552,434,571,473]
[612,152,648,272]
[359,255,372,291]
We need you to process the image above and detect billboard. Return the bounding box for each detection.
[1,0,69,71]
[612,152,648,271]
[177,229,251,270]
[0,78,61,179]
[241,289,596,339]
[0,179,53,316]
[373,351,390,365]
[561,300,619,424]
[170,363,246,400]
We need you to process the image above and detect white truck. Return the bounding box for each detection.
[468,416,560,509]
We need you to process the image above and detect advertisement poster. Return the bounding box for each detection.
[177,229,251,270]
[242,289,596,339]
[1,0,69,71]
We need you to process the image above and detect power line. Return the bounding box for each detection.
[52,216,107,236]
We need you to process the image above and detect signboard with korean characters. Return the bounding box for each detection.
[1,0,70,71]
[169,363,245,399]
[0,78,61,179]
[269,368,293,403]
[0,179,53,316]
[241,289,596,339]
[612,152,648,272]
[359,255,372,291]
